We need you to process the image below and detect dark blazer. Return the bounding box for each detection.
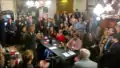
[74,12,81,19]
[62,15,69,22]
[24,32,36,50]
[54,14,61,26]
[24,32,39,65]
[0,19,5,45]
[54,14,60,21]
[98,42,120,68]
[6,23,17,33]
[6,23,17,44]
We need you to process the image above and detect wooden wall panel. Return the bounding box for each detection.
[57,0,73,13]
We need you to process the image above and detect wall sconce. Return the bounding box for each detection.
[61,0,68,3]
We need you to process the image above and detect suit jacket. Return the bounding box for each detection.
[98,42,120,68]
[54,14,61,26]
[0,19,5,45]
[74,59,97,68]
[6,23,17,33]
[74,12,81,19]
[54,14,60,21]
[24,32,36,50]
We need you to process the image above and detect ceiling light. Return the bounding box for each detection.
[104,4,113,12]
[93,4,104,16]
[96,17,101,21]
[26,1,34,7]
[45,0,52,8]
[35,1,39,8]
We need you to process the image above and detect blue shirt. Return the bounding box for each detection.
[104,36,112,50]
[73,22,85,32]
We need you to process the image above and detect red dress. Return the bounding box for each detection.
[56,34,65,42]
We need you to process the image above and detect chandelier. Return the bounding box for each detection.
[26,0,52,8]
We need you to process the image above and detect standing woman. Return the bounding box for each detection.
[36,17,44,33]
[48,26,57,37]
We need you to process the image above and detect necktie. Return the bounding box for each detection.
[104,37,111,50]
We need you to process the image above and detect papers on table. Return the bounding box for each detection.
[53,44,57,46]
[62,51,76,57]
[49,46,58,50]
[62,52,70,57]
[68,51,76,55]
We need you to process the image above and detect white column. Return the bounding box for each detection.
[73,0,87,12]
[48,0,56,18]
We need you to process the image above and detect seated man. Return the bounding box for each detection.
[74,48,97,68]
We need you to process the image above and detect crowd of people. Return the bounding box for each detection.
[0,8,120,68]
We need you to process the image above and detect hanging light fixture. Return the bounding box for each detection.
[26,0,30,7]
[26,0,52,8]
[29,1,34,7]
[26,1,29,6]
[35,1,40,8]
[93,4,104,16]
[39,0,45,7]
[104,4,113,12]
[45,0,52,8]
[26,0,34,8]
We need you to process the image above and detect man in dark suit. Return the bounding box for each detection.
[24,24,41,65]
[99,33,120,68]
[24,24,36,50]
[74,9,81,19]
[6,18,17,45]
[54,12,61,27]
[15,17,24,44]
[0,14,5,46]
